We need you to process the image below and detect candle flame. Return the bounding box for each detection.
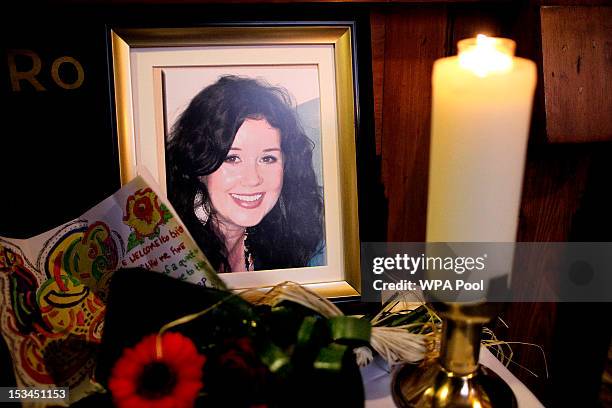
[458,34,514,77]
[476,34,494,46]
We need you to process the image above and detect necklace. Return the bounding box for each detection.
[243,229,254,271]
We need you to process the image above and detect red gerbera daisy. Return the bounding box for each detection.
[109,332,206,408]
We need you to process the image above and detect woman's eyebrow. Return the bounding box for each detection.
[263,148,282,152]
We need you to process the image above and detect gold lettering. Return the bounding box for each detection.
[7,49,46,91]
[51,56,84,90]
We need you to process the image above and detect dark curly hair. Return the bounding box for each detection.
[166,75,324,272]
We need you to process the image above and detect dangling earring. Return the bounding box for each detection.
[243,228,254,271]
[194,190,211,225]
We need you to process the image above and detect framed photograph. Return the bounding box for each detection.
[110,24,364,298]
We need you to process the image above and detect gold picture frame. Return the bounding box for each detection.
[110,25,361,299]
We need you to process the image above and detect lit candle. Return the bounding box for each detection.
[390,37,539,407]
[427,35,537,243]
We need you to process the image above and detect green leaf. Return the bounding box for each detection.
[160,203,173,222]
[126,233,143,252]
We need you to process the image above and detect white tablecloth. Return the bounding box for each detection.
[361,346,544,407]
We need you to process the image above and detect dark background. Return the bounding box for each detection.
[2,1,611,407]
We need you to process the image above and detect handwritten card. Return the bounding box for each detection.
[0,172,224,405]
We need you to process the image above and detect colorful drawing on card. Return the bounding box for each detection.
[0,239,97,390]
[0,218,122,392]
[123,187,172,251]
[38,220,122,304]
[37,220,119,341]
[0,173,223,403]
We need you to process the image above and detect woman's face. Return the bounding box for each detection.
[202,118,284,230]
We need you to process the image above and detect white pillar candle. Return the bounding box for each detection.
[427,35,537,243]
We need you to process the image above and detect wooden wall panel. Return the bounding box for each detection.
[540,0,611,5]
[380,6,447,242]
[503,145,592,403]
[370,10,386,156]
[540,6,612,142]
[555,144,612,407]
[448,4,504,53]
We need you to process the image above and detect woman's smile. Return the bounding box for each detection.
[230,192,265,208]
[203,118,284,230]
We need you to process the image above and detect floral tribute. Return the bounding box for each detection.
[93,269,435,408]
[123,188,172,251]
[109,332,205,408]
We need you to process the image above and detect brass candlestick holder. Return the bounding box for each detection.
[391,302,516,407]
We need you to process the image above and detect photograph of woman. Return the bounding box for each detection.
[165,73,326,273]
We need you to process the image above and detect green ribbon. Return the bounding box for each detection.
[296,316,329,347]
[314,343,349,371]
[260,309,373,375]
[259,342,290,374]
[329,316,371,343]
